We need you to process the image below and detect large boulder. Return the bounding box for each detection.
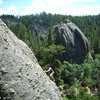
[55,20,89,64]
[0,19,62,100]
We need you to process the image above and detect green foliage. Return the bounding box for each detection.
[39,45,65,66]
[68,83,85,95]
[63,97,69,100]
[47,27,55,46]
[95,54,100,60]
[63,83,99,100]
[39,44,65,85]
[70,94,99,100]
[62,61,83,85]
[63,94,99,100]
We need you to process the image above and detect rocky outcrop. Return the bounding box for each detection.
[0,19,62,100]
[29,23,47,36]
[55,20,89,63]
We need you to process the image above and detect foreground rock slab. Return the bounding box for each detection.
[0,19,62,100]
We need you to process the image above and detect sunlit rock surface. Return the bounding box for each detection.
[0,19,62,100]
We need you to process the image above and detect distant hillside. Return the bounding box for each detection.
[0,13,100,55]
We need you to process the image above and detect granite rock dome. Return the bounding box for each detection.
[55,20,89,63]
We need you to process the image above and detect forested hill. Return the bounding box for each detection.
[0,13,100,54]
[0,13,100,100]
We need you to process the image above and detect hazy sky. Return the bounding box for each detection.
[0,0,100,16]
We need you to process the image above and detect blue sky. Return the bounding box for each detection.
[0,0,100,16]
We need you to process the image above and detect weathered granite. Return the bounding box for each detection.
[55,20,89,63]
[0,19,62,100]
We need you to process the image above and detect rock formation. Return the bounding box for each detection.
[0,19,62,100]
[55,20,89,63]
[29,23,47,36]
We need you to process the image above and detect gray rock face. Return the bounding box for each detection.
[29,23,47,36]
[55,20,89,63]
[0,19,62,100]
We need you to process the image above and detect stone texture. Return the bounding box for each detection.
[0,19,62,100]
[55,20,89,63]
[29,23,47,36]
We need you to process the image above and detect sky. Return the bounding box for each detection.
[0,0,100,16]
